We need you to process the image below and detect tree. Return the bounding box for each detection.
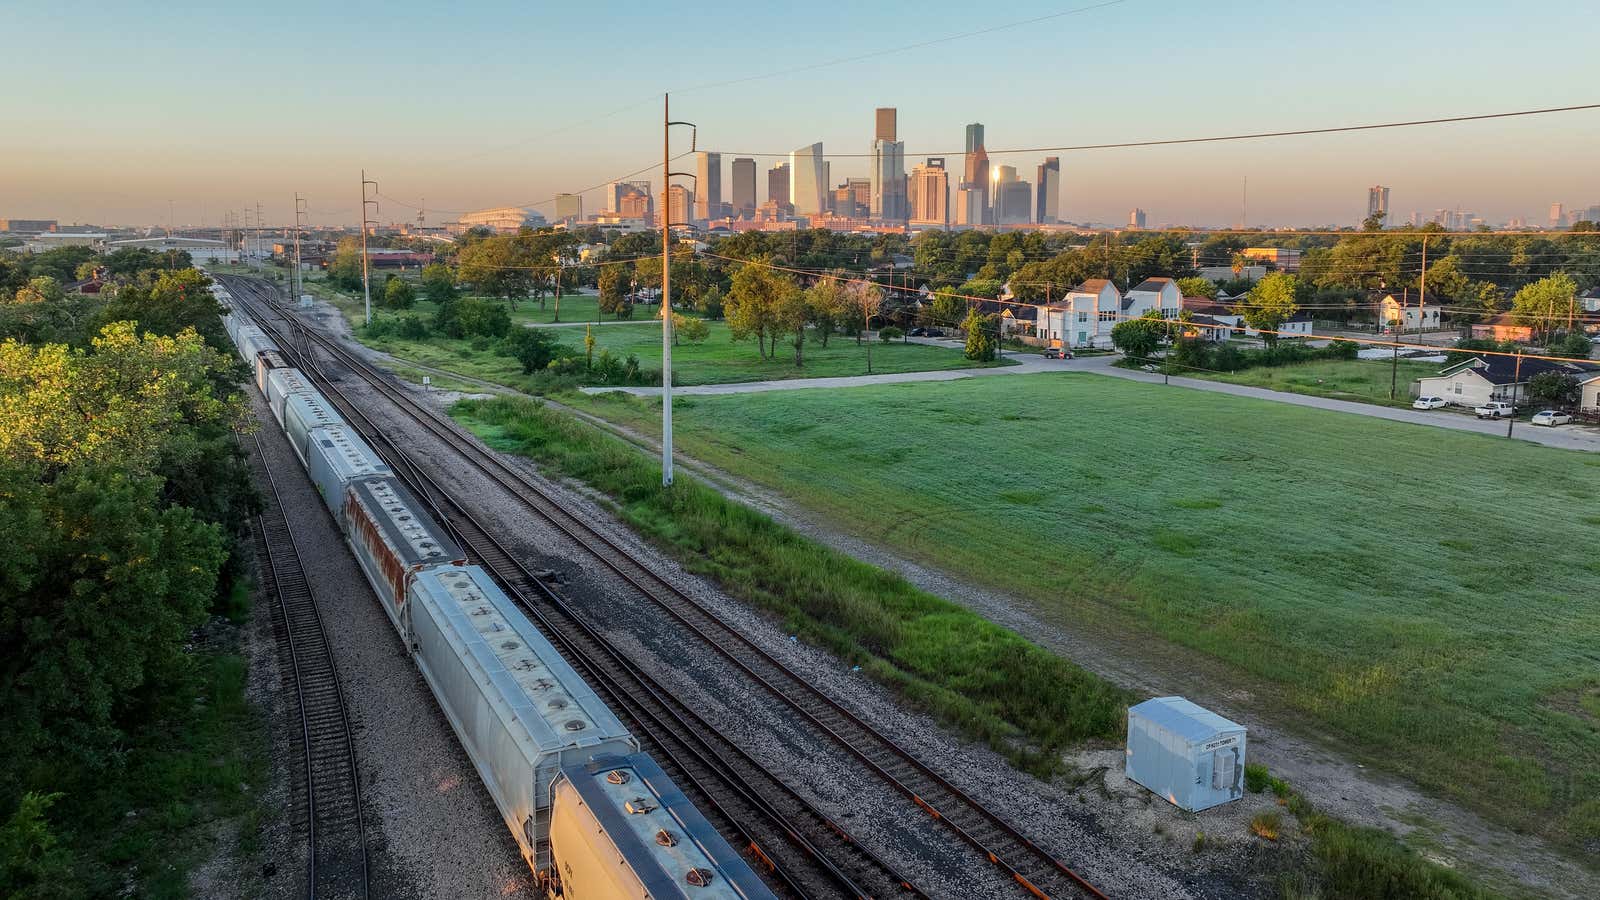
[1552,330,1594,360]
[382,275,415,309]
[420,263,456,304]
[11,277,63,306]
[725,262,793,359]
[1111,311,1164,361]
[454,297,511,338]
[597,264,633,319]
[1176,276,1217,300]
[327,237,364,290]
[1509,274,1579,341]
[0,792,75,897]
[1527,371,1579,407]
[501,327,563,374]
[671,312,709,345]
[697,284,725,319]
[805,277,847,347]
[457,235,535,307]
[584,325,596,369]
[962,308,995,362]
[926,289,969,330]
[93,268,228,351]
[1242,273,1300,346]
[842,280,882,344]
[773,282,811,366]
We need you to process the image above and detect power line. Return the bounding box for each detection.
[706,102,1600,158]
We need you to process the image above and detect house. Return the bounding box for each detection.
[1034,278,1123,349]
[1000,306,1034,337]
[1181,295,1242,331]
[1375,290,1443,333]
[1182,314,1232,343]
[1243,313,1313,339]
[1470,313,1533,343]
[1415,355,1600,408]
[1579,287,1600,314]
[1124,277,1182,320]
[1197,264,1265,283]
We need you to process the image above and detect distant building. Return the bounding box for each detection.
[1375,290,1442,333]
[0,218,57,233]
[731,157,757,217]
[875,107,897,143]
[664,184,695,228]
[789,143,827,217]
[604,181,653,225]
[553,193,583,225]
[870,141,906,221]
[694,152,722,223]
[767,163,790,207]
[1035,157,1060,225]
[23,232,107,252]
[909,158,949,228]
[1128,207,1147,229]
[1550,203,1565,227]
[993,167,1031,225]
[954,186,985,227]
[1241,247,1302,272]
[1367,185,1390,222]
[963,124,989,225]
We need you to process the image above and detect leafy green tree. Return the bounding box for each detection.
[1552,331,1594,360]
[420,263,456,304]
[1111,311,1164,361]
[1509,274,1578,341]
[773,283,811,366]
[962,308,995,362]
[500,327,564,374]
[726,262,793,359]
[1527,371,1579,406]
[805,277,847,347]
[0,792,76,898]
[1243,273,1300,346]
[454,297,511,338]
[696,284,725,319]
[597,264,632,319]
[957,278,1003,299]
[382,275,415,309]
[327,237,365,290]
[12,277,64,306]
[584,325,596,369]
[457,235,535,307]
[671,312,709,345]
[1176,276,1217,300]
[93,269,228,351]
[926,289,969,329]
[843,281,881,344]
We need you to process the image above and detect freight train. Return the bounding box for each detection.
[217,288,775,899]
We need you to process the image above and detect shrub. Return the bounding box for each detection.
[1324,338,1359,360]
[1250,811,1282,841]
[1244,762,1271,793]
[879,326,903,342]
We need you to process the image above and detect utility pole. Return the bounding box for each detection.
[360,171,379,326]
[1508,353,1523,438]
[293,194,308,305]
[658,95,697,487]
[255,202,263,270]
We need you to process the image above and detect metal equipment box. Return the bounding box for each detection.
[1126,696,1246,812]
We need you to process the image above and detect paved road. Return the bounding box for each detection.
[582,346,1600,452]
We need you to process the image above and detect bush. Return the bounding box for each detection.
[456,297,512,339]
[1244,762,1271,793]
[1324,338,1359,360]
[879,326,903,342]
[1250,811,1282,841]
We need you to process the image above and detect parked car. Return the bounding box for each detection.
[1531,410,1572,427]
[1474,401,1516,419]
[1042,348,1073,359]
[1412,396,1448,410]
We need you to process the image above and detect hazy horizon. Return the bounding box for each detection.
[5,0,1599,229]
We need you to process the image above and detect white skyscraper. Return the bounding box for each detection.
[1367,185,1391,222]
[789,143,827,217]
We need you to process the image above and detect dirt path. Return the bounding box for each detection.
[541,398,1599,900]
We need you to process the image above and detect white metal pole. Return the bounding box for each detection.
[661,93,675,487]
[360,170,372,327]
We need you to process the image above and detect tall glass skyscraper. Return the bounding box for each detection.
[731,157,756,216]
[694,152,721,222]
[963,123,989,225]
[1036,157,1060,224]
[789,143,826,217]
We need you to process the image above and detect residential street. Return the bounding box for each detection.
[581,340,1600,452]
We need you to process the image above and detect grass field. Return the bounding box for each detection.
[566,373,1600,854]
[1180,358,1444,407]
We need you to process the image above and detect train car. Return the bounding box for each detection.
[264,367,316,427]
[224,312,248,349]
[235,324,278,365]
[254,349,289,395]
[549,752,775,899]
[303,425,392,523]
[282,390,346,467]
[405,564,637,879]
[342,475,465,635]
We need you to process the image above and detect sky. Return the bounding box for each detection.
[3,0,1599,229]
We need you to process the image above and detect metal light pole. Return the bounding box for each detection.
[360,171,378,326]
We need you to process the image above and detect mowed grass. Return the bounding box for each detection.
[547,320,1011,385]
[451,395,1133,773]
[1182,358,1442,406]
[567,373,1600,854]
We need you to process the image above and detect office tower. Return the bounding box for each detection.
[1367,185,1390,222]
[870,110,907,221]
[789,143,826,217]
[767,163,790,206]
[665,184,694,228]
[963,124,989,224]
[1128,207,1147,229]
[910,158,949,227]
[1035,157,1060,224]
[616,182,653,224]
[993,167,1030,225]
[876,107,897,143]
[553,193,583,224]
[694,152,722,223]
[1586,204,1600,223]
[1549,203,1565,227]
[1408,211,1420,228]
[732,157,757,216]
[955,186,985,226]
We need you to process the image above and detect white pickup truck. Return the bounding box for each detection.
[1474,401,1516,419]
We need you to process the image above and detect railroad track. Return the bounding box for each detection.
[247,431,371,900]
[226,274,1109,899]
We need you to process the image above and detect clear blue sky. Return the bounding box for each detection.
[4,0,1597,228]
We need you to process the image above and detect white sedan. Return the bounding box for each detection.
[1531,410,1572,427]
[1412,396,1448,410]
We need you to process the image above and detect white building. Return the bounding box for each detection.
[1376,291,1442,333]
[1035,278,1122,349]
[455,206,546,234]
[1124,277,1182,319]
[1416,356,1600,408]
[789,142,827,217]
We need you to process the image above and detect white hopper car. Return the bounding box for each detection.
[264,367,316,427]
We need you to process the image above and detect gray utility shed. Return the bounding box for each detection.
[1125,696,1246,812]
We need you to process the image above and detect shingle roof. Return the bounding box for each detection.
[1436,355,1600,385]
[1074,278,1114,293]
[1129,277,1173,293]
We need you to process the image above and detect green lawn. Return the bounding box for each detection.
[1181,358,1444,407]
[567,373,1600,855]
[548,321,1013,385]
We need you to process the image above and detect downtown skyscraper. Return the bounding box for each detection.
[909,158,949,227]
[1036,157,1060,224]
[731,157,757,217]
[869,107,907,222]
[962,123,990,225]
[790,142,827,217]
[694,151,722,222]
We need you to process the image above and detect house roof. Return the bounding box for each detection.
[1433,355,1600,385]
[1181,295,1232,316]
[1074,278,1115,293]
[1128,277,1174,293]
[1476,312,1527,327]
[1374,290,1441,307]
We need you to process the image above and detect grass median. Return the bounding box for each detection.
[450,394,1133,772]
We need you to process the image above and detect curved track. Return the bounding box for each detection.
[247,432,371,900]
[225,274,1109,900]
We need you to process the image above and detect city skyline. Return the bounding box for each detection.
[3,1,1599,227]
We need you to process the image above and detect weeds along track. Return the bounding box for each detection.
[246,432,371,900]
[224,275,1109,900]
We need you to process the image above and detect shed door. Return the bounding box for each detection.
[1211,749,1235,791]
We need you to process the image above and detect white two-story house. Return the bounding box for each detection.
[1035,279,1123,349]
[1376,290,1442,333]
[1123,277,1182,320]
